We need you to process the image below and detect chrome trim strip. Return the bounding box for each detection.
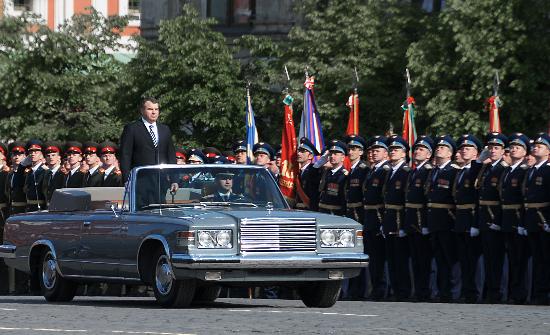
[171,253,369,269]
[0,244,16,259]
[60,259,136,267]
[64,274,142,283]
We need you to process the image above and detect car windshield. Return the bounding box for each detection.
[134,165,288,211]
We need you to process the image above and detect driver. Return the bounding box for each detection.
[202,172,243,202]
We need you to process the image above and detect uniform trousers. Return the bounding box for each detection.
[431,230,456,301]
[481,230,506,302]
[365,231,386,299]
[455,232,482,302]
[385,235,411,299]
[528,232,550,304]
[505,232,529,303]
[408,233,432,301]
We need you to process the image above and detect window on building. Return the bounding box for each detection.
[14,0,32,11]
[207,0,255,26]
[128,0,140,20]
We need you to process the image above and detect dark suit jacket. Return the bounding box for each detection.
[83,167,104,187]
[119,119,176,182]
[43,168,65,202]
[102,168,123,187]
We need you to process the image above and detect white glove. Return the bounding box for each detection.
[313,151,330,168]
[421,227,429,235]
[477,147,491,163]
[20,156,32,167]
[470,227,480,237]
[544,224,550,233]
[398,230,407,238]
[489,223,501,231]
[517,227,528,236]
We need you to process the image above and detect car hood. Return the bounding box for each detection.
[152,207,358,226]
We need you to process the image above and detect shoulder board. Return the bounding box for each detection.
[358,162,368,169]
[342,169,349,176]
[41,165,49,170]
[402,165,411,172]
[114,169,122,176]
[450,163,461,169]
[98,168,105,173]
[79,167,89,173]
[424,163,433,170]
[382,165,391,171]
[500,160,509,168]
[520,164,529,170]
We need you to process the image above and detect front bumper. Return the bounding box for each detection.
[0,245,16,259]
[171,252,369,269]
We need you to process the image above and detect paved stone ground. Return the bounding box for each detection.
[0,296,548,335]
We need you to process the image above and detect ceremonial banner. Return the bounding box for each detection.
[299,76,325,157]
[487,95,502,133]
[402,96,417,159]
[245,89,258,164]
[346,90,360,135]
[278,94,299,203]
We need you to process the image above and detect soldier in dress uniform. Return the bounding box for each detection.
[233,140,248,165]
[83,142,103,187]
[99,142,123,187]
[475,132,509,303]
[23,140,48,212]
[362,135,391,300]
[253,142,275,174]
[42,142,64,204]
[403,135,434,302]
[382,135,412,301]
[521,133,550,305]
[499,133,530,304]
[425,135,458,302]
[453,134,484,303]
[203,147,222,161]
[63,142,86,188]
[222,150,236,164]
[0,142,11,294]
[295,137,321,211]
[344,135,369,222]
[7,142,28,216]
[317,140,348,216]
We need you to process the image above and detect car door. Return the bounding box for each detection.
[116,214,155,280]
[78,211,124,278]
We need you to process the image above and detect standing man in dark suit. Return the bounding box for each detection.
[119,97,177,208]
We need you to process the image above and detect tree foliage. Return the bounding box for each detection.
[0,9,129,141]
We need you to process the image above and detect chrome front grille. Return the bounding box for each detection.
[240,217,317,252]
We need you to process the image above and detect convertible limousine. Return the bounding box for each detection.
[0,165,368,308]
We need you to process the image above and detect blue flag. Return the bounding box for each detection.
[245,90,258,164]
[299,76,325,156]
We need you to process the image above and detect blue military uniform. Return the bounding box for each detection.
[318,140,348,216]
[453,135,483,303]
[344,135,369,222]
[425,135,458,302]
[522,134,550,305]
[362,135,391,300]
[382,136,412,300]
[295,137,322,211]
[404,135,434,301]
[476,132,509,303]
[499,133,530,303]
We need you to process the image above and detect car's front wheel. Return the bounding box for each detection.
[299,280,342,308]
[40,250,77,302]
[151,249,196,308]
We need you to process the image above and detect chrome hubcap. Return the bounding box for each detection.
[155,255,173,295]
[42,252,57,290]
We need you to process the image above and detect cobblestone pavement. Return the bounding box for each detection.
[0,296,548,335]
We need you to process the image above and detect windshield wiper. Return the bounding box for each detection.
[199,201,258,208]
[140,203,198,210]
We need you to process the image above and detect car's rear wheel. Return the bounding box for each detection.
[298,280,342,308]
[193,285,221,303]
[151,249,196,308]
[40,250,77,302]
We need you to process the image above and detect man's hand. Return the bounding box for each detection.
[517,226,528,236]
[489,223,501,231]
[398,230,407,238]
[470,227,480,237]
[170,183,179,194]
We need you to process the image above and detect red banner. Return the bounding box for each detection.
[487,96,502,133]
[346,92,359,135]
[279,98,299,203]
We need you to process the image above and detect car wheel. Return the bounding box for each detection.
[298,280,342,308]
[151,248,196,308]
[193,285,221,303]
[40,250,77,302]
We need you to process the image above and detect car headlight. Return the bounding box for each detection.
[320,229,355,248]
[197,230,232,249]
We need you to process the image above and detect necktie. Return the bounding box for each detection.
[149,125,158,147]
[431,167,440,184]
[527,167,536,182]
[457,168,466,185]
